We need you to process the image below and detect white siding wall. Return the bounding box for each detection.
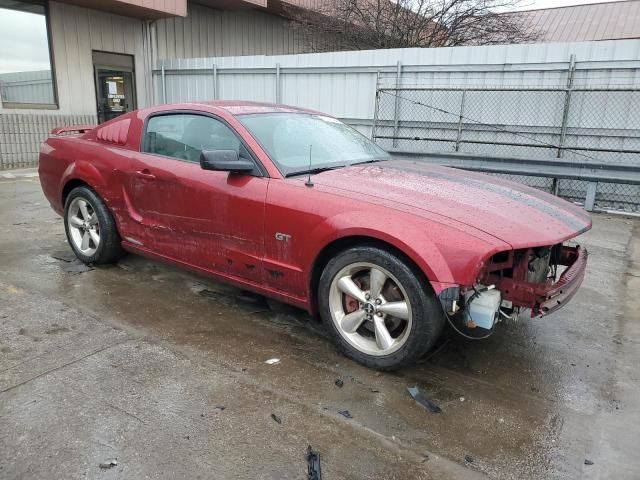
[155,39,640,139]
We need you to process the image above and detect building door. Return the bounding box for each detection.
[93,51,136,124]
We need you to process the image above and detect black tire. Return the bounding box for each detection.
[63,186,125,265]
[318,246,444,370]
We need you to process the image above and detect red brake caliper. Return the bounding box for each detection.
[345,296,358,313]
[344,278,362,313]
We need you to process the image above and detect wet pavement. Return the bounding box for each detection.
[1,169,639,479]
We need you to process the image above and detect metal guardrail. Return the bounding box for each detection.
[373,58,640,214]
[389,151,640,184]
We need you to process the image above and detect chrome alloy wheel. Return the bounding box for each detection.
[67,197,100,256]
[328,262,413,356]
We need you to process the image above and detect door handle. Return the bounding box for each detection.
[135,169,156,180]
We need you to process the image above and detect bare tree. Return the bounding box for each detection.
[282,0,539,52]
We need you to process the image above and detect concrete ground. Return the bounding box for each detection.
[1,169,639,479]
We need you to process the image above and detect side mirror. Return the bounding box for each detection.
[200,150,255,174]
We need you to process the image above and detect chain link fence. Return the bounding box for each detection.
[373,83,640,214]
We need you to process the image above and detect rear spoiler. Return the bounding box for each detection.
[51,125,96,136]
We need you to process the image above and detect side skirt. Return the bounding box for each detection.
[120,241,311,312]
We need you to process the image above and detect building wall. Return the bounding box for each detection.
[0,113,97,169]
[154,3,309,60]
[0,1,150,118]
[0,0,319,169]
[47,1,151,115]
[0,1,313,118]
[0,1,151,168]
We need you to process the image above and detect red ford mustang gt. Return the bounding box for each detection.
[39,101,591,369]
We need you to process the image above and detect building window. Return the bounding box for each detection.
[0,0,57,108]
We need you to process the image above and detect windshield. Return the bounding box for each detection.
[237,113,390,176]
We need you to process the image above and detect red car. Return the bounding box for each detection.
[39,101,591,369]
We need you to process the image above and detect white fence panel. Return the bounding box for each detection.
[154,39,640,140]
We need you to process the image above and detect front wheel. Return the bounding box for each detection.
[318,246,444,370]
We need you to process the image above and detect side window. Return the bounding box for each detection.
[142,114,242,163]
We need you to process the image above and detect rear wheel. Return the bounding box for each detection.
[318,246,444,370]
[64,186,124,264]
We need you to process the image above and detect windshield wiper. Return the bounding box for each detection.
[350,158,389,166]
[285,165,346,178]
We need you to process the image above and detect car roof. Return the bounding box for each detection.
[158,100,321,116]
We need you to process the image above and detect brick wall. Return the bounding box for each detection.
[0,114,97,169]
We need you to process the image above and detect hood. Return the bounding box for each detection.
[306,159,591,249]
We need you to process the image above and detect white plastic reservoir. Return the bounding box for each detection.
[464,289,502,330]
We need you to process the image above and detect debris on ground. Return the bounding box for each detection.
[334,379,344,388]
[266,297,299,314]
[306,445,322,480]
[198,287,268,309]
[61,260,94,275]
[265,358,281,365]
[48,251,95,274]
[198,289,233,305]
[99,459,118,469]
[464,455,474,463]
[338,410,353,419]
[237,290,267,305]
[271,413,282,424]
[585,459,594,465]
[407,386,442,414]
[50,251,76,262]
[420,338,451,363]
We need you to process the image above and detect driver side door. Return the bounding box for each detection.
[124,112,268,284]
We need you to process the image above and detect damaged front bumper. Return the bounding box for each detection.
[485,245,588,317]
[522,245,587,316]
[439,245,588,321]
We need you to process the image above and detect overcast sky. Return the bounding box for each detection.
[0,8,51,74]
